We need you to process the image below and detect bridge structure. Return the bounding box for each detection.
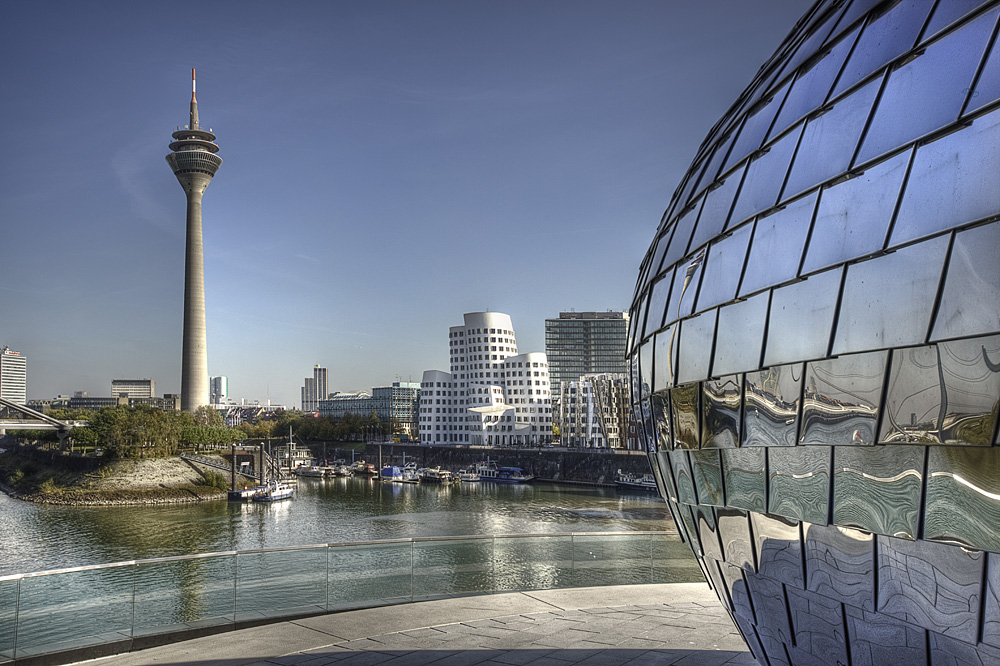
[0,397,76,447]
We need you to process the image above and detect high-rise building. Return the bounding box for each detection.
[210,376,228,405]
[544,311,628,396]
[419,312,552,446]
[111,379,155,399]
[166,68,222,413]
[627,2,1000,664]
[301,366,328,411]
[0,347,27,405]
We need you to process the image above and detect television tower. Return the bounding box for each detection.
[166,68,222,412]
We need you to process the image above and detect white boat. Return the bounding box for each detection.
[615,470,658,491]
[457,469,480,482]
[419,466,453,483]
[252,482,295,502]
[476,461,533,483]
[228,485,265,501]
[295,466,326,478]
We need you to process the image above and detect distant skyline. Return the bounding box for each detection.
[1,1,804,407]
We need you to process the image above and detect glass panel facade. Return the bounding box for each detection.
[932,221,1000,341]
[696,223,752,311]
[713,291,769,377]
[739,192,818,297]
[801,350,887,446]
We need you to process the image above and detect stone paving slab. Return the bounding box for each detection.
[80,584,754,666]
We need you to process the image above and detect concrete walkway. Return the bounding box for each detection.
[81,584,754,666]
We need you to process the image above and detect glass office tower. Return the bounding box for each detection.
[545,312,628,396]
[628,1,1000,664]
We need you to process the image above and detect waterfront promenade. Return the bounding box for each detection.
[81,584,753,666]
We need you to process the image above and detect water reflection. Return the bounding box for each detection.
[743,364,802,447]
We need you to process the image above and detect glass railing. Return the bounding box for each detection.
[0,531,701,664]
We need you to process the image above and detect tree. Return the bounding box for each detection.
[193,405,224,427]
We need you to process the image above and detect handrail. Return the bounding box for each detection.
[0,531,693,666]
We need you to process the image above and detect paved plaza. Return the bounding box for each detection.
[83,584,754,666]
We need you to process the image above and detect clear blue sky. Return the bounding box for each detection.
[1,1,805,407]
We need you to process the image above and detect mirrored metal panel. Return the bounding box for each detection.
[671,449,697,505]
[801,350,887,446]
[786,586,850,666]
[690,173,742,252]
[932,221,1000,342]
[764,268,842,367]
[891,108,1000,248]
[857,8,997,165]
[677,310,718,384]
[696,224,752,311]
[696,505,724,562]
[833,235,950,355]
[729,125,804,228]
[984,553,1000,649]
[881,336,1000,445]
[664,254,706,324]
[769,445,831,525]
[740,192,818,298]
[967,24,1000,114]
[670,383,701,449]
[833,445,924,539]
[691,448,725,507]
[783,78,879,198]
[748,571,794,646]
[925,446,1000,553]
[637,339,653,401]
[713,292,769,377]
[643,274,673,337]
[801,149,910,276]
[725,82,791,175]
[652,325,677,393]
[877,535,984,644]
[805,522,875,611]
[751,512,804,589]
[844,604,928,666]
[717,507,755,570]
[661,201,701,271]
[719,562,755,624]
[722,447,766,513]
[649,390,673,452]
[743,364,803,447]
[655,449,679,502]
[702,375,741,448]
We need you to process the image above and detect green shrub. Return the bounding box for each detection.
[201,470,229,491]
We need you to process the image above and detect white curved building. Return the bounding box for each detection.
[419,312,552,446]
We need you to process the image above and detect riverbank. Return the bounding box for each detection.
[0,450,235,505]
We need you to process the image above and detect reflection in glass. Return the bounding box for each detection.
[691,449,725,507]
[714,292,769,377]
[891,108,1000,247]
[801,350,887,446]
[643,274,673,337]
[967,25,1000,114]
[763,268,842,367]
[833,445,923,538]
[801,149,909,275]
[678,310,718,384]
[739,191,818,297]
[783,78,879,198]
[670,383,700,449]
[856,8,996,165]
[743,364,803,447]
[665,253,706,324]
[690,170,744,252]
[880,336,1000,445]
[725,81,792,175]
[702,375,742,448]
[925,446,1000,553]
[833,235,950,355]
[932,221,1000,342]
[722,447,766,513]
[769,445,830,525]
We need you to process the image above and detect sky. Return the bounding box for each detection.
[1,1,805,407]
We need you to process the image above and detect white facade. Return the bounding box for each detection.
[0,347,27,405]
[419,312,552,446]
[111,378,154,399]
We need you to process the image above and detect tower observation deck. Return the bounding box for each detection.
[166,68,221,412]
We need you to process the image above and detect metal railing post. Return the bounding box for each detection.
[491,535,496,594]
[130,563,137,639]
[325,545,330,611]
[232,552,238,625]
[12,578,20,659]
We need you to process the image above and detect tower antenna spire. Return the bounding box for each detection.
[189,67,200,130]
[192,67,197,102]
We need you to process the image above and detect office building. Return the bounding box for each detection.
[166,68,222,413]
[0,347,27,405]
[544,311,628,396]
[419,312,551,446]
[301,365,329,411]
[318,382,421,435]
[627,2,1000,664]
[210,376,228,405]
[111,379,155,399]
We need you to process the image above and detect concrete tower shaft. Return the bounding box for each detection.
[166,68,221,412]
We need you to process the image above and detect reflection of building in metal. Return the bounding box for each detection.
[628,2,1000,664]
[418,312,552,446]
[557,373,632,448]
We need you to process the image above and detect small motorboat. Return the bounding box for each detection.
[252,482,295,502]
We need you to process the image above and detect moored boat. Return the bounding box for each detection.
[252,482,295,502]
[476,461,533,483]
[615,469,658,491]
[457,469,480,482]
[419,466,453,483]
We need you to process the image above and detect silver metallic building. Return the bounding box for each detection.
[628,2,1000,664]
[166,69,222,413]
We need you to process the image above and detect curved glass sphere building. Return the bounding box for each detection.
[628,1,1000,664]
